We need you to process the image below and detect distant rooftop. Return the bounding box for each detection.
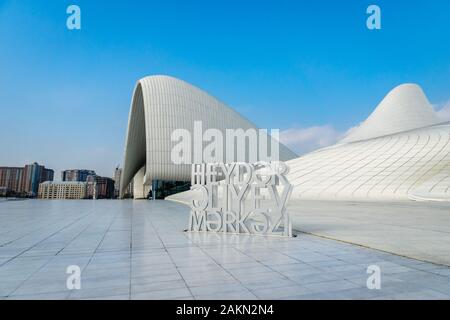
[40,181,87,185]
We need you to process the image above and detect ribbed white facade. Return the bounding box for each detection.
[287,84,450,201]
[120,75,297,198]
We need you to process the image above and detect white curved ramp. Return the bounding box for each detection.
[408,173,450,201]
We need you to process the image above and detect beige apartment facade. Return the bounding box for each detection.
[38,181,87,200]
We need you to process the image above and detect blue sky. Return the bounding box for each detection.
[0,0,449,177]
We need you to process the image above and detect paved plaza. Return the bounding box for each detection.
[1,199,450,300]
[288,200,450,266]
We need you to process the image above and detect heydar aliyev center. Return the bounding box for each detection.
[120,75,297,199]
[121,75,450,202]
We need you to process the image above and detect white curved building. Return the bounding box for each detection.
[120,75,297,198]
[169,83,450,203]
[287,84,450,201]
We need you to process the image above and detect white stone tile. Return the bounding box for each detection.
[1,199,450,300]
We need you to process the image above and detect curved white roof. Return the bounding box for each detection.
[120,75,297,197]
[342,83,440,143]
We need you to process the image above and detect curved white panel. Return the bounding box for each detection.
[120,75,297,197]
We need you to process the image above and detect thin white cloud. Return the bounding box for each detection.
[280,125,345,155]
[435,101,450,122]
